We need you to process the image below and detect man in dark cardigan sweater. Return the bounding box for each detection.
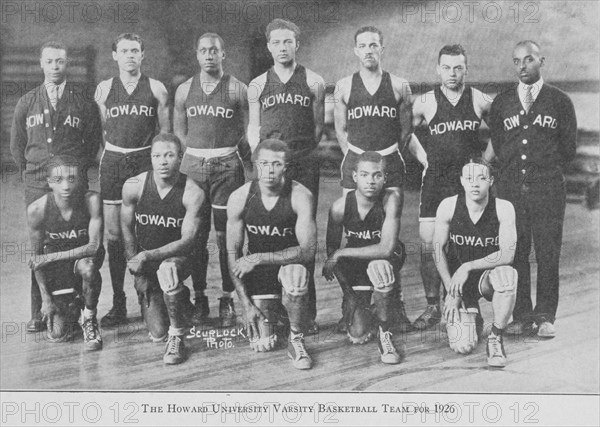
[485,40,577,338]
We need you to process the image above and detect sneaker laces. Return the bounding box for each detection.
[83,318,98,340]
[166,335,182,355]
[418,305,438,322]
[488,334,503,356]
[290,333,308,358]
[380,330,395,353]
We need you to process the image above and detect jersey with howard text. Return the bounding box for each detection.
[184,74,244,149]
[343,190,385,248]
[43,192,90,253]
[242,179,299,255]
[425,86,482,181]
[104,74,158,149]
[259,65,315,159]
[447,193,500,271]
[346,71,401,152]
[135,172,187,251]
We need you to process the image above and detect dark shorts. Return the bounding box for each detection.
[180,151,245,230]
[285,151,320,201]
[100,148,152,203]
[336,242,406,291]
[41,245,105,294]
[419,172,462,219]
[241,265,284,297]
[133,255,193,293]
[341,149,405,189]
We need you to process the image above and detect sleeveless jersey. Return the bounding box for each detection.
[259,65,315,159]
[184,74,244,149]
[448,193,499,269]
[43,192,90,253]
[426,86,482,178]
[135,172,187,251]
[343,190,385,248]
[242,179,298,255]
[346,71,401,152]
[104,74,158,149]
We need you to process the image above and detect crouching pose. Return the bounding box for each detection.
[227,139,317,370]
[433,158,517,367]
[323,151,406,365]
[121,133,204,365]
[27,155,104,350]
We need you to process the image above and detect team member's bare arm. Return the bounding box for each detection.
[474,88,493,125]
[307,70,326,145]
[333,77,351,155]
[150,78,171,133]
[173,79,191,148]
[247,74,266,152]
[407,93,429,168]
[392,75,414,149]
[27,193,104,271]
[322,196,345,280]
[93,80,112,161]
[226,185,267,333]
[125,179,204,275]
[120,173,143,262]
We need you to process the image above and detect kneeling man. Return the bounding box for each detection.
[227,139,317,370]
[323,151,405,364]
[433,158,517,367]
[27,155,104,350]
[121,133,204,365]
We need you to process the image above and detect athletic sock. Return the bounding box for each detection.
[426,296,440,306]
[83,307,97,321]
[221,291,233,299]
[107,240,126,298]
[491,323,504,337]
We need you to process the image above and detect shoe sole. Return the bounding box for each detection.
[487,359,507,368]
[380,356,402,365]
[537,331,556,338]
[84,342,103,351]
[287,352,312,370]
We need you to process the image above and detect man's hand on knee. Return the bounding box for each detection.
[367,260,395,292]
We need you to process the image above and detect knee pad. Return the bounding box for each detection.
[484,266,518,299]
[278,264,308,297]
[367,260,395,293]
[157,261,182,294]
[345,287,376,344]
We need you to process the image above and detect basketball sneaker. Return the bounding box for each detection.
[101,296,127,327]
[377,326,401,364]
[82,316,103,351]
[412,304,441,330]
[288,331,313,370]
[486,333,506,367]
[163,335,186,365]
[219,297,236,327]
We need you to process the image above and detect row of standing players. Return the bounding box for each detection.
[10,20,577,371]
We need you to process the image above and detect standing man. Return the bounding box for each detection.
[11,41,102,332]
[174,33,248,326]
[486,40,577,337]
[227,140,317,370]
[408,44,492,330]
[323,152,406,364]
[95,33,170,327]
[248,19,325,330]
[333,26,413,328]
[433,159,517,367]
[121,133,204,365]
[27,156,104,350]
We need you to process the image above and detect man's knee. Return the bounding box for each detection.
[279,264,309,297]
[157,259,185,294]
[367,260,396,293]
[77,258,99,283]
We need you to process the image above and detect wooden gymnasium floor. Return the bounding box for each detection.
[1,169,598,392]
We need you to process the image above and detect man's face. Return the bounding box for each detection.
[354,32,383,71]
[267,29,298,66]
[353,160,386,198]
[437,54,467,90]
[255,149,286,187]
[40,48,67,84]
[460,163,493,202]
[513,43,544,85]
[112,39,144,73]
[151,141,181,179]
[48,165,80,200]
[196,37,224,75]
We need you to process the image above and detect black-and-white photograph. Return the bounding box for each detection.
[1,0,598,425]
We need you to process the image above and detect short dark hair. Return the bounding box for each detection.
[462,157,493,176]
[515,40,541,52]
[151,133,182,153]
[112,33,144,52]
[252,139,290,163]
[438,44,467,66]
[45,155,82,178]
[40,41,67,57]
[356,151,386,170]
[265,19,300,41]
[354,26,384,46]
[196,32,225,50]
